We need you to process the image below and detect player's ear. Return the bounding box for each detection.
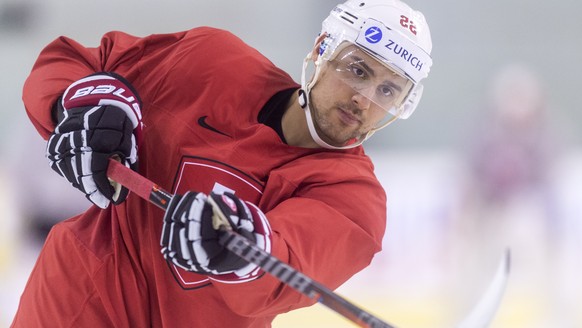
[309,33,328,61]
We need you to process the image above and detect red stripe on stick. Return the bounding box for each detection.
[107,158,154,201]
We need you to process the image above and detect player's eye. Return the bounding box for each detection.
[347,64,367,79]
[378,84,394,98]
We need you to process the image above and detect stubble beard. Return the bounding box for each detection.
[311,101,365,146]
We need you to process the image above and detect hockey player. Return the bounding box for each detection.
[12,0,432,326]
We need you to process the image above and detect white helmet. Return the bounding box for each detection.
[299,0,433,149]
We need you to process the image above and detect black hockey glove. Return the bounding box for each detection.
[46,73,142,209]
[160,191,258,276]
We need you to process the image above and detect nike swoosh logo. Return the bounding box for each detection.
[197,116,231,137]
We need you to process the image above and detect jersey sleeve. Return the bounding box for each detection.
[22,29,191,139]
[212,152,387,317]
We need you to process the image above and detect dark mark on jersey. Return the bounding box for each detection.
[197,116,231,137]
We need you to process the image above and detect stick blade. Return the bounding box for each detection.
[456,248,511,328]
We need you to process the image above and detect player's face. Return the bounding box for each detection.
[309,45,411,146]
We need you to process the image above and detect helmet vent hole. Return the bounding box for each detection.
[359,2,365,7]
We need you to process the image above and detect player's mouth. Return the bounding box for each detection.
[337,107,361,126]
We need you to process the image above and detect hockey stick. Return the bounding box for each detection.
[456,248,510,328]
[107,158,394,328]
[107,158,510,328]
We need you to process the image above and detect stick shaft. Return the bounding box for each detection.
[107,159,394,328]
[107,159,171,209]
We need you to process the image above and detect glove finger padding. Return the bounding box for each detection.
[56,105,136,158]
[160,191,257,275]
[161,192,214,272]
[46,104,137,208]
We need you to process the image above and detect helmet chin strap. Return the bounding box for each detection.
[299,53,368,150]
[298,52,404,150]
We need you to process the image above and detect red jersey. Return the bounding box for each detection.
[13,27,386,327]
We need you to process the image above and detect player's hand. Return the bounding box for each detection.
[46,73,142,209]
[160,191,259,276]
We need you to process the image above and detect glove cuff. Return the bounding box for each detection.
[62,72,143,143]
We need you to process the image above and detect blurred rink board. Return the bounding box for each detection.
[0,165,35,327]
